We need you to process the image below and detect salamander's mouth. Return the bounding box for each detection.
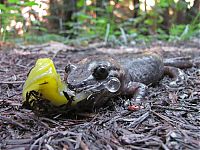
[66,82,106,104]
[66,77,121,104]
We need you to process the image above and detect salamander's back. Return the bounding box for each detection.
[118,52,164,85]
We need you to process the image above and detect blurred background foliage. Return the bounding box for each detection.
[0,0,199,46]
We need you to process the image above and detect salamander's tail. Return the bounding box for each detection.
[164,57,193,69]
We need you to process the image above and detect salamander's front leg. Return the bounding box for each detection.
[122,82,147,109]
[164,66,186,87]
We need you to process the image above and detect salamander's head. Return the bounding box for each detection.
[65,56,125,109]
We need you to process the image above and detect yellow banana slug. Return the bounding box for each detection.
[22,58,69,107]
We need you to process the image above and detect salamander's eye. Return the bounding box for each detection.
[93,66,109,80]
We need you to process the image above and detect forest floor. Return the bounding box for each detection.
[0,39,200,150]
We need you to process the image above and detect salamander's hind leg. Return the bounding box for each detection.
[164,66,186,87]
[122,82,147,109]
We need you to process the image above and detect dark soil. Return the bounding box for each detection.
[0,41,200,150]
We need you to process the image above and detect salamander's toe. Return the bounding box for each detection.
[124,98,145,111]
[128,105,144,111]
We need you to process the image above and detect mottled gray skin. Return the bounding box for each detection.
[65,52,186,110]
[119,53,164,85]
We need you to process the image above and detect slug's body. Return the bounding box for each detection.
[65,52,191,110]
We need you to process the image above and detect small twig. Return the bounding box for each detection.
[0,116,28,130]
[152,105,197,112]
[180,103,200,112]
[0,69,7,72]
[16,64,28,69]
[4,139,32,145]
[0,80,25,84]
[126,145,151,150]
[30,131,82,150]
[45,144,54,150]
[161,142,170,150]
[75,133,82,149]
[128,111,150,128]
[90,129,121,149]
[151,111,174,126]
[30,132,53,150]
[0,107,11,113]
[39,117,63,127]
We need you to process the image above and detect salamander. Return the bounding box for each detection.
[64,52,192,111]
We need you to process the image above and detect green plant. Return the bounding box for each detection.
[169,12,200,41]
[0,0,38,41]
[65,0,120,43]
[1,0,199,45]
